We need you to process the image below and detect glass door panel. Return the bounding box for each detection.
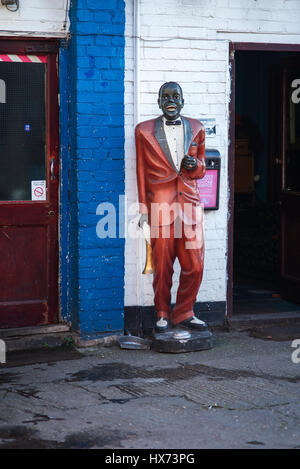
[0,61,46,201]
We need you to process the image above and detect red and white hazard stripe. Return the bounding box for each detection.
[0,54,47,63]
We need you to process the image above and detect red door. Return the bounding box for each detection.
[280,64,300,303]
[270,61,300,303]
[0,41,59,328]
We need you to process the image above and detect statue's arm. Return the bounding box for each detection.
[135,127,148,226]
[184,126,206,180]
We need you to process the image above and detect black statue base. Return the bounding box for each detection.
[151,328,213,353]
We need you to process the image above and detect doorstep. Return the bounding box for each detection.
[0,324,78,353]
[226,310,300,330]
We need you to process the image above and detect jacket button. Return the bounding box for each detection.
[179,192,183,195]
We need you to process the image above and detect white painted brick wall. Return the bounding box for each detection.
[0,0,69,37]
[124,0,300,309]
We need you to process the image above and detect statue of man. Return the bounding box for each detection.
[135,82,208,333]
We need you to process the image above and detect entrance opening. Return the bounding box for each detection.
[233,50,300,316]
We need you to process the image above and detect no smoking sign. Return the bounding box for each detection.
[31,181,46,201]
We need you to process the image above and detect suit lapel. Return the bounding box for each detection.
[182,116,194,155]
[154,116,178,172]
[153,116,195,173]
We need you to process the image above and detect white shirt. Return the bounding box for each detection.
[163,117,184,171]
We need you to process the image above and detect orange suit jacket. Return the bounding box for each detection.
[135,116,206,226]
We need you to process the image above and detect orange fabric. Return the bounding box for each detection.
[151,220,204,325]
[135,117,206,227]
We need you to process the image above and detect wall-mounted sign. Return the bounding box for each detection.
[200,118,216,137]
[197,149,221,210]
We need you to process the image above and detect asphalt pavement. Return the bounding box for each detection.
[0,329,299,450]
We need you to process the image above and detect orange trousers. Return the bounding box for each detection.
[150,219,204,325]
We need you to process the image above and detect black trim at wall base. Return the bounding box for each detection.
[124,302,226,337]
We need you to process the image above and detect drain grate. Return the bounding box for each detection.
[68,362,299,412]
[109,375,297,411]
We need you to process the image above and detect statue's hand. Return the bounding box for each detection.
[182,155,197,171]
[138,213,149,228]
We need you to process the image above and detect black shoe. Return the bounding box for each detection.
[178,316,208,331]
[155,317,169,333]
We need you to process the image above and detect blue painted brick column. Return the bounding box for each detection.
[59,4,79,330]
[68,0,126,338]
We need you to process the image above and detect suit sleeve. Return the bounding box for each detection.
[135,127,148,214]
[189,126,206,180]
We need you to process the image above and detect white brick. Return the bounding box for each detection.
[0,0,69,36]
[124,0,300,308]
[26,0,65,8]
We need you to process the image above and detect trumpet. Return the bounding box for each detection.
[143,240,154,275]
[139,216,154,274]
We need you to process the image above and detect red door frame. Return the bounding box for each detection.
[0,38,60,327]
[227,42,300,320]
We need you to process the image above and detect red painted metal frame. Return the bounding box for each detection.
[227,42,300,319]
[227,43,236,321]
[46,48,60,323]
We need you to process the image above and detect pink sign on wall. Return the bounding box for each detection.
[197,169,219,209]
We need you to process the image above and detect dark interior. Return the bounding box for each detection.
[233,50,300,315]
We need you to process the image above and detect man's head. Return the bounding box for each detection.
[158,82,184,121]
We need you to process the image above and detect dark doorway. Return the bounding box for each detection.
[233,50,300,316]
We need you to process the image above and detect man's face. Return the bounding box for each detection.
[158,83,184,120]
